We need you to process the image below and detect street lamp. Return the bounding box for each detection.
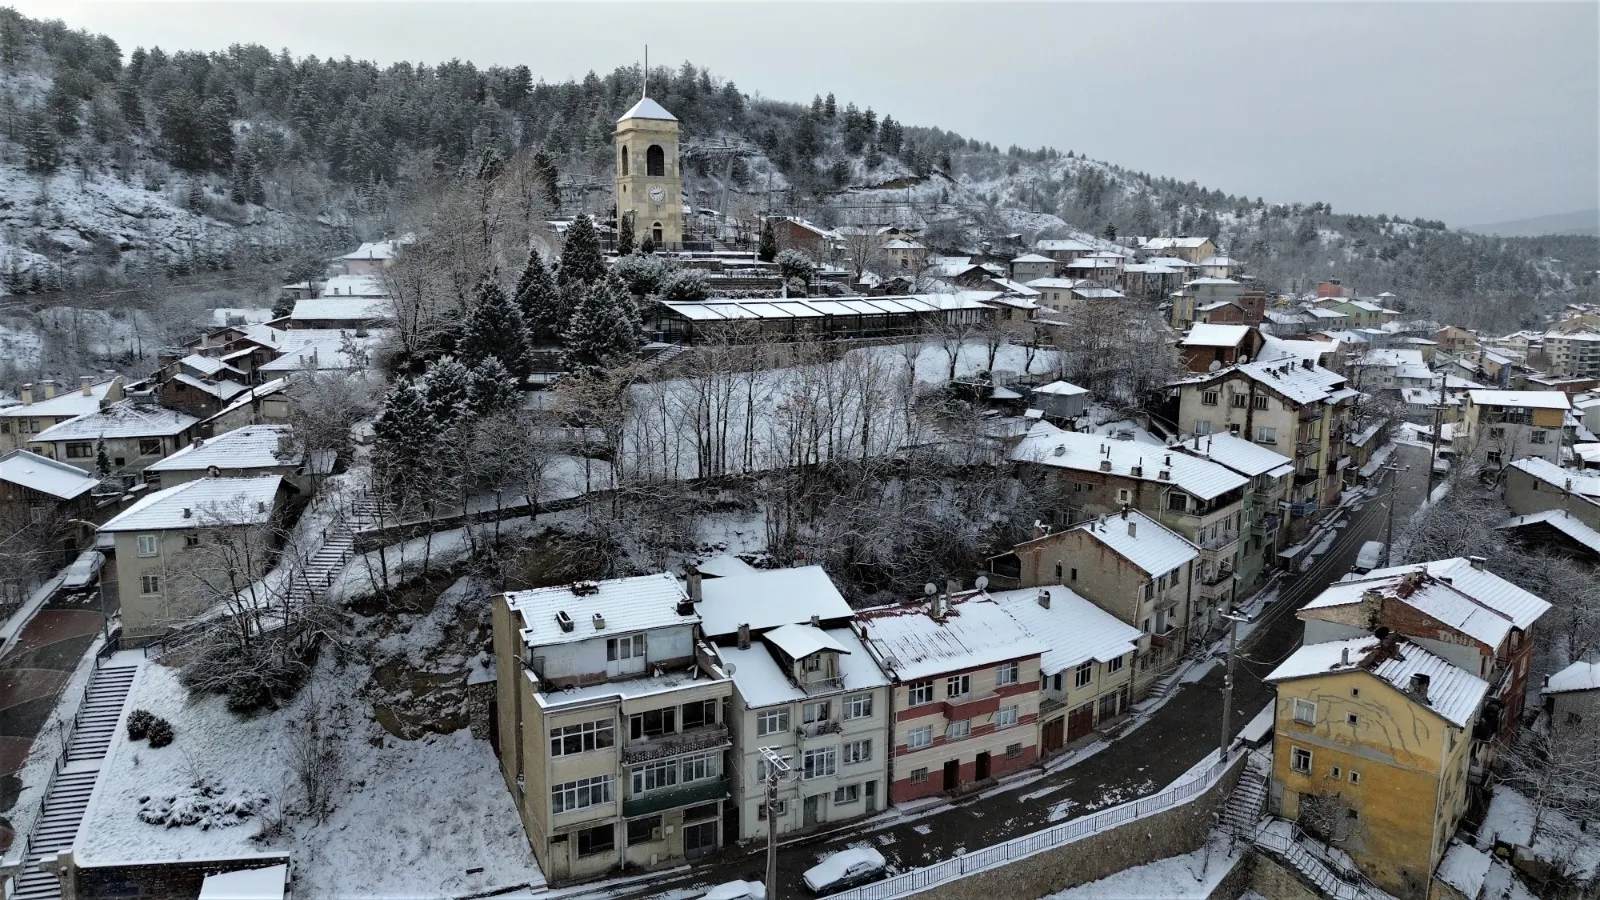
[65,519,112,643]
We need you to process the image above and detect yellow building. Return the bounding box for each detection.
[615,97,683,249]
[1266,635,1489,900]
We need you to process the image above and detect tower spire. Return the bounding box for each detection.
[643,45,649,98]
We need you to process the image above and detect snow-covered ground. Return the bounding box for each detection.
[1043,831,1244,899]
[1476,786,1600,881]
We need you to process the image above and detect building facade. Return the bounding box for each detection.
[1457,390,1568,467]
[615,98,684,249]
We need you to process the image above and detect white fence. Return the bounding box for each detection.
[831,751,1240,900]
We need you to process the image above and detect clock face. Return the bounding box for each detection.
[649,186,666,203]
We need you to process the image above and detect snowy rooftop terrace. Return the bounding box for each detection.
[857,595,1048,682]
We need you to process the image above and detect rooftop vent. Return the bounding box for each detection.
[182,507,192,519]
[1130,465,1143,478]
[1409,672,1431,704]
[1099,459,1112,472]
[555,610,575,633]
[1127,521,1138,537]
[1037,589,1051,609]
[591,612,606,630]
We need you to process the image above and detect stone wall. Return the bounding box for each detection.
[68,853,290,900]
[899,753,1245,900]
[1247,851,1325,900]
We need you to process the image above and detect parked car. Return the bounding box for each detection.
[1354,541,1386,573]
[802,847,887,894]
[703,881,766,900]
[62,550,105,589]
[1433,449,1455,475]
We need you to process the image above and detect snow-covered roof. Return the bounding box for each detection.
[617,96,678,123]
[0,449,100,500]
[1176,358,1348,406]
[1436,842,1493,900]
[1508,457,1600,497]
[198,863,289,900]
[1184,277,1240,287]
[1357,348,1427,369]
[1142,236,1212,250]
[1034,380,1089,397]
[1011,422,1248,500]
[1305,308,1349,320]
[1143,256,1196,268]
[258,334,382,373]
[1067,511,1198,576]
[146,425,299,473]
[1072,286,1124,300]
[178,354,243,378]
[1012,253,1057,264]
[100,476,285,532]
[1176,432,1292,477]
[1305,572,1513,649]
[984,278,1041,298]
[986,586,1142,675]
[1344,558,1551,631]
[0,378,118,421]
[318,274,388,298]
[717,626,886,708]
[32,401,198,443]
[1025,277,1086,290]
[507,573,693,648]
[1035,239,1094,252]
[1466,390,1570,410]
[764,623,851,661]
[1267,636,1489,728]
[291,295,390,322]
[340,240,403,262]
[1197,256,1239,267]
[1498,510,1600,555]
[881,239,925,250]
[695,566,852,638]
[658,294,994,322]
[1196,300,1239,312]
[205,378,291,425]
[171,374,249,401]
[1182,324,1252,347]
[1544,659,1600,694]
[858,596,1048,682]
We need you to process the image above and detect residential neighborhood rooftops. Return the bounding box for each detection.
[32,401,198,443]
[1142,236,1212,250]
[1508,457,1600,498]
[1342,558,1551,631]
[763,622,851,661]
[695,565,853,637]
[1068,510,1199,576]
[317,274,388,298]
[339,239,403,261]
[659,294,994,322]
[1176,432,1293,477]
[1011,253,1056,264]
[171,374,248,401]
[146,425,298,473]
[1544,659,1600,694]
[0,378,118,421]
[1497,510,1600,556]
[205,378,291,424]
[508,573,694,648]
[100,475,284,532]
[1010,422,1248,500]
[1465,390,1571,410]
[1178,358,1348,406]
[1305,572,1515,649]
[1181,323,1252,347]
[717,626,885,708]
[986,585,1143,675]
[0,449,101,500]
[1267,636,1489,728]
[178,354,243,378]
[857,596,1048,682]
[291,296,391,322]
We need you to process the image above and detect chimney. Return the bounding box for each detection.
[20,383,31,405]
[80,375,93,396]
[1409,673,1431,703]
[1099,459,1112,472]
[1193,435,1200,450]
[40,379,56,400]
[1037,589,1051,609]
[1468,556,1486,571]
[556,610,575,632]
[946,577,961,596]
[1033,519,1049,540]
[930,593,946,622]
[1120,505,1129,520]
[810,614,821,628]
[737,623,751,649]
[257,500,266,513]
[182,507,192,519]
[1302,359,1313,370]
[591,612,606,631]
[1340,647,1350,666]
[686,564,703,603]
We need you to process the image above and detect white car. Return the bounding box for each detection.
[1354,541,1386,574]
[802,846,887,894]
[703,881,766,900]
[62,550,104,589]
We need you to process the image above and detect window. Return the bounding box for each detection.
[608,634,646,662]
[629,707,676,741]
[1290,746,1312,774]
[803,701,830,724]
[1107,655,1124,673]
[65,442,93,459]
[1487,450,1503,466]
[1202,391,1219,406]
[184,533,200,548]
[995,705,1018,729]
[552,775,614,814]
[1117,488,1131,504]
[681,699,716,729]
[757,709,789,736]
[137,534,159,557]
[550,719,615,756]
[1167,492,1189,512]
[908,680,934,706]
[679,750,718,784]
[1349,770,1361,785]
[946,674,971,699]
[907,725,933,749]
[910,767,929,783]
[843,739,872,764]
[1007,742,1023,759]
[576,823,614,857]
[631,758,678,794]
[1070,567,1078,582]
[1531,430,1547,445]
[946,719,971,740]
[1054,562,1063,580]
[1075,661,1094,689]
[646,144,665,177]
[140,574,161,595]
[834,783,861,804]
[1256,426,1277,443]
[1350,688,1360,698]
[1488,426,1505,440]
[626,816,660,845]
[1194,419,1213,435]
[620,145,629,176]
[802,748,836,780]
[1346,713,1359,727]
[996,662,1019,686]
[757,799,787,820]
[803,653,823,672]
[843,694,873,720]
[1252,395,1270,410]
[138,438,161,456]
[1293,699,1317,725]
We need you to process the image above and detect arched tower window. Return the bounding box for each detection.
[646,145,665,177]
[652,222,664,244]
[620,146,629,176]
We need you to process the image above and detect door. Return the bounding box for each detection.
[1067,702,1095,742]
[975,751,991,782]
[1042,716,1065,754]
[803,794,822,828]
[684,820,718,858]
[943,759,960,792]
[865,780,878,814]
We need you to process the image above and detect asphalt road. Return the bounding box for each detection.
[573,445,1433,900]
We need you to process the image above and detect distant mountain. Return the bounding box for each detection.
[1463,210,1600,238]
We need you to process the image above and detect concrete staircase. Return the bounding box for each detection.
[11,661,139,900]
[1221,755,1269,836]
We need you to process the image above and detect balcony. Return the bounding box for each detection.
[619,723,731,765]
[1287,499,1318,518]
[1196,530,1240,552]
[1149,626,1180,648]
[1298,406,1324,422]
[798,719,843,739]
[1200,566,1235,587]
[1293,470,1319,488]
[622,776,729,818]
[1251,513,1282,537]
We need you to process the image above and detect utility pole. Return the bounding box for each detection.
[1379,461,1409,567]
[759,746,795,900]
[1218,610,1251,761]
[1427,373,1446,493]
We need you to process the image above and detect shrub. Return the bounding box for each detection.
[127,709,155,740]
[146,717,174,748]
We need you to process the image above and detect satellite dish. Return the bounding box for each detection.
[1239,354,1249,364]
[1208,360,1222,372]
[923,583,939,596]
[725,663,737,675]
[975,575,990,591]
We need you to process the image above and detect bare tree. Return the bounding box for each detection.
[1499,724,1600,848]
[285,684,346,825]
[283,370,379,493]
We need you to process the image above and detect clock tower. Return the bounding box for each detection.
[615,96,683,249]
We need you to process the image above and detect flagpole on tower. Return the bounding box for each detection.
[643,45,648,98]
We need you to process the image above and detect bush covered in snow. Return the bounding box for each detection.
[126,709,154,740]
[137,777,270,830]
[146,717,174,748]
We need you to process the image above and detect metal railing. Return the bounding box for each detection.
[1253,820,1390,900]
[830,753,1239,900]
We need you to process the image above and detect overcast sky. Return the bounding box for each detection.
[18,1,1598,227]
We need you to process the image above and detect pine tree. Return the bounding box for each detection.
[514,251,565,344]
[21,109,60,174]
[823,93,837,119]
[469,358,520,417]
[561,273,642,376]
[639,236,655,255]
[1102,222,1117,241]
[423,357,474,427]
[758,219,777,262]
[558,214,605,287]
[532,149,560,211]
[460,281,535,379]
[616,214,635,256]
[372,379,437,474]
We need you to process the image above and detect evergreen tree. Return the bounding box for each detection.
[469,357,520,417]
[823,92,837,119]
[423,357,474,427]
[116,79,143,131]
[460,281,535,379]
[639,236,655,255]
[558,214,605,287]
[21,108,60,174]
[775,248,814,286]
[561,273,642,376]
[532,149,560,211]
[1102,222,1117,241]
[514,251,565,344]
[372,379,437,475]
[758,218,777,262]
[616,214,635,256]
